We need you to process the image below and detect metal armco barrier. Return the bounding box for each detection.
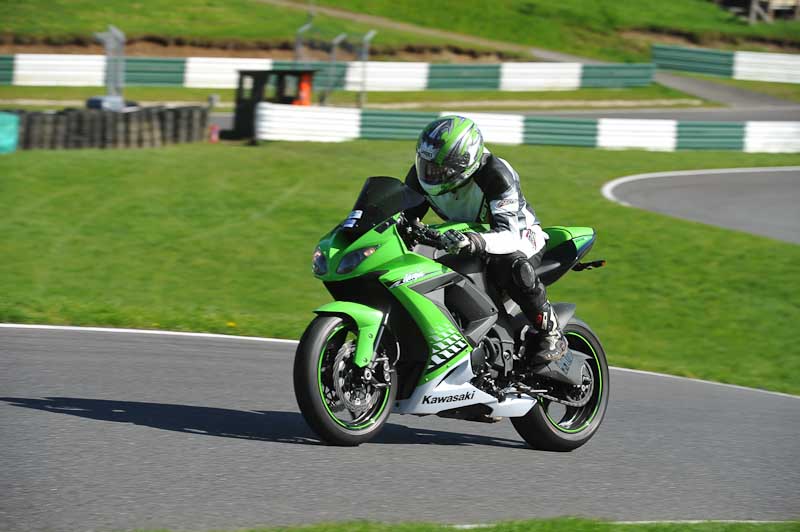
[9,106,208,150]
[254,103,800,153]
[0,54,656,91]
[653,44,800,84]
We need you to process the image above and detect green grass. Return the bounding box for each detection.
[312,0,800,61]
[3,0,799,62]
[0,84,707,112]
[328,84,705,108]
[134,519,800,532]
[0,0,451,49]
[0,85,231,102]
[0,86,234,111]
[674,73,800,103]
[1,142,799,394]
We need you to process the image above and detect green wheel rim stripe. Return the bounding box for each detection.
[317,324,390,430]
[543,331,603,434]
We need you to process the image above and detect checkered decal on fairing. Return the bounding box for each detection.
[425,322,469,373]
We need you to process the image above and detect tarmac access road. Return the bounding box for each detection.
[525,105,800,121]
[1,326,798,532]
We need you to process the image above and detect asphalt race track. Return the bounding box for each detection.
[604,167,800,244]
[1,326,798,532]
[3,168,800,531]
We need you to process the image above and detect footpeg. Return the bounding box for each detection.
[573,260,606,271]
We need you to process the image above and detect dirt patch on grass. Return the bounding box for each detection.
[621,29,800,53]
[0,35,521,62]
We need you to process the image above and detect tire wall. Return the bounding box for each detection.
[6,106,208,150]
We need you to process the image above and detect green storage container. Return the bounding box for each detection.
[0,112,19,154]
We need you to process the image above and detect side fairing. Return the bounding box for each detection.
[544,226,596,254]
[392,355,536,417]
[313,219,407,282]
[380,257,472,385]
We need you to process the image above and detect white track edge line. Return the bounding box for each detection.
[0,323,299,344]
[2,323,797,400]
[614,520,793,525]
[452,521,795,529]
[601,166,800,207]
[610,367,799,400]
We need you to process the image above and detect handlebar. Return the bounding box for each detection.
[401,216,447,250]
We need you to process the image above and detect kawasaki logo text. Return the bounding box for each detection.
[422,392,475,404]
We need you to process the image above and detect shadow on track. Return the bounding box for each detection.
[1,397,527,448]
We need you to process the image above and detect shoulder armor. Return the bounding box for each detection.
[473,155,516,199]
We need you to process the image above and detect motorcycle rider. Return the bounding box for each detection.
[404,115,567,362]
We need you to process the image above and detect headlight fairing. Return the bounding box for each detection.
[336,246,379,274]
[312,247,328,275]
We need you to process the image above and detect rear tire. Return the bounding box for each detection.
[294,315,396,446]
[511,318,609,451]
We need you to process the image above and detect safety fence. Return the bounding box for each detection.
[254,103,800,153]
[652,44,800,84]
[4,106,208,150]
[0,54,655,91]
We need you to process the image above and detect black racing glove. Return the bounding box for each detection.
[442,229,486,256]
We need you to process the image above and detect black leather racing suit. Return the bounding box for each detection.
[404,152,550,321]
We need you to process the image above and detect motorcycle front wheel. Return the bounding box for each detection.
[511,317,609,451]
[293,315,397,446]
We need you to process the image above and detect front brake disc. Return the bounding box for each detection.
[332,341,377,415]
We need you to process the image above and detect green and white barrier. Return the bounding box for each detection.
[0,54,655,90]
[13,54,106,86]
[254,103,800,153]
[734,51,800,84]
[184,57,272,89]
[653,44,800,84]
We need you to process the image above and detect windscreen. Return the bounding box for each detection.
[341,176,426,236]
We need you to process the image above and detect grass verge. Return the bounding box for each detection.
[4,1,800,62]
[0,85,233,103]
[308,0,800,61]
[1,142,799,394]
[328,84,707,110]
[0,0,453,49]
[0,84,707,112]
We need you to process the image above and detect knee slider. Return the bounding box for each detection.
[511,257,536,293]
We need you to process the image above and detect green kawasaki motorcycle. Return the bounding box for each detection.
[294,176,609,451]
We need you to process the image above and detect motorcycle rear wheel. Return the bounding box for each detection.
[294,315,396,446]
[511,318,609,451]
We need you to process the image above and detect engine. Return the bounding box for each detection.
[470,331,516,398]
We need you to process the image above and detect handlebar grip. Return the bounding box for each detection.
[408,218,447,250]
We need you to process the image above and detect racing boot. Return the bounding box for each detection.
[529,302,568,363]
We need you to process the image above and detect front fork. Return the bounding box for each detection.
[314,301,388,369]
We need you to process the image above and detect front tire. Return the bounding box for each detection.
[294,315,396,446]
[511,318,609,451]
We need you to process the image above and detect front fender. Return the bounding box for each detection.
[314,301,384,368]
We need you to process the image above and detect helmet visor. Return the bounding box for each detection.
[416,157,460,186]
